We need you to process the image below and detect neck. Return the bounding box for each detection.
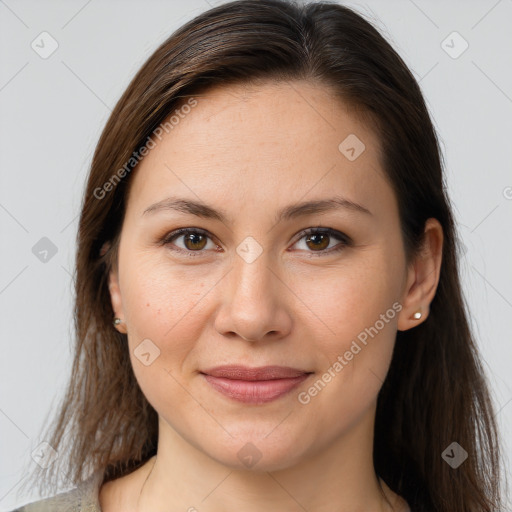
[124,407,407,512]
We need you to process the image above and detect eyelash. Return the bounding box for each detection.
[159,227,352,258]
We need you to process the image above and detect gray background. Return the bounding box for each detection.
[1,0,511,509]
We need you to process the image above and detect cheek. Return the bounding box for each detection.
[121,255,217,371]
[293,251,401,349]
[293,253,401,414]
[124,255,206,313]
[120,260,209,416]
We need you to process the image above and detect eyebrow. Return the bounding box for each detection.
[142,195,372,223]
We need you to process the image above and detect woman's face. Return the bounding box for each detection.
[109,80,415,471]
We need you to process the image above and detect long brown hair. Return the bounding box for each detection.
[20,1,505,510]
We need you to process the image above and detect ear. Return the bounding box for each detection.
[397,218,443,331]
[102,241,127,334]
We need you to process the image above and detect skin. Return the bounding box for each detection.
[101,80,443,512]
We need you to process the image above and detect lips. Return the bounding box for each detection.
[201,365,310,380]
[200,365,312,404]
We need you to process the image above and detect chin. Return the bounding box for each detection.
[203,434,307,473]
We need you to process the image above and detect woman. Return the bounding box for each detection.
[11,0,504,511]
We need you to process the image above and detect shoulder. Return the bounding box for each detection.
[9,487,83,512]
[9,471,104,512]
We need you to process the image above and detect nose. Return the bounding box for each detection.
[213,251,292,343]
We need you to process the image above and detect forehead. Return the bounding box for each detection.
[125,80,392,219]
[170,79,380,149]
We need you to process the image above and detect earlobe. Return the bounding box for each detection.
[397,293,429,332]
[100,240,111,257]
[397,218,443,331]
[108,268,127,334]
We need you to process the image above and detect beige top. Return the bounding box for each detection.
[9,471,104,512]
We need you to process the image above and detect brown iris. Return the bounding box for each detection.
[184,232,208,250]
[305,233,330,251]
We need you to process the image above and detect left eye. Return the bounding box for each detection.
[292,228,350,254]
[161,227,350,257]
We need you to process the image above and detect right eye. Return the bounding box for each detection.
[160,228,220,257]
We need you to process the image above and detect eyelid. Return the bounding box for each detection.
[292,227,350,244]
